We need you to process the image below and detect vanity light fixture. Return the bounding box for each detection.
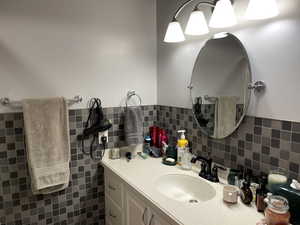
[185,9,209,36]
[164,18,186,42]
[209,0,237,28]
[164,0,279,43]
[245,0,279,20]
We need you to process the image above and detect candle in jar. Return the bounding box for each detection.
[268,174,288,185]
[268,173,287,193]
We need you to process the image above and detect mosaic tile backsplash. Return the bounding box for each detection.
[0,105,156,225]
[156,105,300,181]
[0,103,299,225]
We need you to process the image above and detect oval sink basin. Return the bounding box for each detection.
[155,174,216,203]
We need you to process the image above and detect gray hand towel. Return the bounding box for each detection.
[124,106,144,145]
[22,97,70,195]
[214,96,238,138]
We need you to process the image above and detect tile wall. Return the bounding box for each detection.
[0,105,156,225]
[1,103,299,225]
[156,105,300,180]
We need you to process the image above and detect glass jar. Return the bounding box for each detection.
[181,148,192,170]
[268,168,288,193]
[227,169,240,185]
[264,195,290,225]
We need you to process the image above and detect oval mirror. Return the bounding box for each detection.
[190,33,251,139]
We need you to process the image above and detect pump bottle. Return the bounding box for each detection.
[177,130,188,166]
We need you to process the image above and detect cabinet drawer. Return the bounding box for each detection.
[106,196,123,225]
[105,171,123,208]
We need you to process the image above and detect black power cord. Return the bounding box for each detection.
[79,98,112,160]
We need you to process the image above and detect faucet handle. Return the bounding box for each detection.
[211,165,226,183]
[191,156,198,164]
[199,161,208,179]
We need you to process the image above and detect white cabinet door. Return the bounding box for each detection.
[125,189,150,225]
[105,170,124,209]
[149,213,172,225]
[105,196,123,225]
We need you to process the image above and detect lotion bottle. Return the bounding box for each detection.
[176,130,188,166]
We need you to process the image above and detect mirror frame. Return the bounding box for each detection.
[189,33,252,139]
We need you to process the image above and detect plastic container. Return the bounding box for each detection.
[176,130,188,165]
[143,136,152,154]
[149,126,159,147]
[181,148,192,170]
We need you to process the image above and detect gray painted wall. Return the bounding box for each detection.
[157,0,300,122]
[0,0,157,112]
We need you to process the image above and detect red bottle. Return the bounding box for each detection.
[160,129,168,147]
[149,126,159,147]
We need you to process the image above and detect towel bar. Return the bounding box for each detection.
[125,90,142,106]
[0,95,83,107]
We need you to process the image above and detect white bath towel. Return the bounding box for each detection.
[22,97,70,194]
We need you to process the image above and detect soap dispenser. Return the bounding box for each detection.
[241,178,253,205]
[176,130,188,166]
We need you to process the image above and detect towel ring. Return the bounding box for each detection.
[125,90,142,107]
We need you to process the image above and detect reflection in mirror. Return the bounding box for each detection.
[190,33,251,139]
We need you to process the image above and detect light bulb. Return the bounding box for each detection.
[164,19,185,43]
[245,0,279,20]
[185,10,209,36]
[209,0,237,28]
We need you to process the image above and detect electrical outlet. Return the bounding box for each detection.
[98,130,108,144]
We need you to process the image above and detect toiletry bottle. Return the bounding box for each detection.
[162,141,168,156]
[143,136,151,155]
[250,182,259,204]
[240,179,253,205]
[160,129,168,145]
[228,169,240,185]
[181,147,192,170]
[160,129,168,155]
[256,176,268,212]
[176,130,188,166]
[149,126,159,147]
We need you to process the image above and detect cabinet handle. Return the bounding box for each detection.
[142,207,148,225]
[109,210,117,219]
[108,184,116,191]
[149,214,154,225]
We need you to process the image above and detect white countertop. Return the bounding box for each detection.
[101,153,264,225]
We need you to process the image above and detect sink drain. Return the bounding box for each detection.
[189,199,199,204]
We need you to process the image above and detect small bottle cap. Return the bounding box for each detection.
[178,130,186,139]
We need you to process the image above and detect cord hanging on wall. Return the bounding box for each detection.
[77,98,112,161]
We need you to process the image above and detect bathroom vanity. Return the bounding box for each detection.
[102,154,263,225]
